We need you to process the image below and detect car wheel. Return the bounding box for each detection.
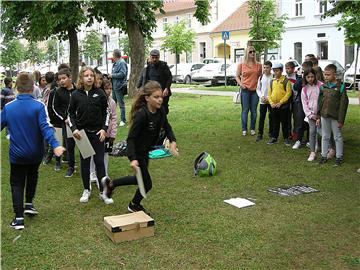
[184,76,191,84]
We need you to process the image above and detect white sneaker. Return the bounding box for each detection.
[6,134,10,140]
[90,172,98,183]
[306,142,310,148]
[250,130,256,136]
[79,189,91,203]
[292,140,301,149]
[99,192,114,205]
[119,121,126,127]
[242,131,247,136]
[307,152,316,162]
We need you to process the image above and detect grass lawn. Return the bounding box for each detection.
[1,94,360,269]
[172,83,239,92]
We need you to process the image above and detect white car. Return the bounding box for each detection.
[318,60,345,81]
[343,61,359,90]
[212,63,238,86]
[170,63,205,84]
[191,63,230,86]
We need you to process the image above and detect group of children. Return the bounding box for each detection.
[1,65,178,230]
[254,57,349,165]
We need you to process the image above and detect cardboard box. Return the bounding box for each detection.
[103,211,154,243]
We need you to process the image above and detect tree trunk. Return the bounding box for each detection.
[353,44,359,91]
[68,27,79,83]
[126,2,145,98]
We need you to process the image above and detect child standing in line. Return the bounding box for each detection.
[316,64,349,166]
[1,77,15,140]
[68,67,112,204]
[90,78,117,185]
[1,72,64,230]
[102,81,178,214]
[255,61,273,141]
[301,68,322,161]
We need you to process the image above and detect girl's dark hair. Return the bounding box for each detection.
[101,78,111,90]
[38,75,46,85]
[129,80,162,126]
[302,68,317,87]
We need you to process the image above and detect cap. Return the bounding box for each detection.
[272,62,283,69]
[150,49,160,56]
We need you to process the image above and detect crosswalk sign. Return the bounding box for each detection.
[222,31,230,40]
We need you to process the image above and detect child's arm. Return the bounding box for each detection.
[126,109,146,162]
[338,85,349,128]
[107,99,117,142]
[162,116,178,156]
[38,103,61,149]
[301,87,313,119]
[97,92,109,142]
[256,77,262,99]
[279,81,292,106]
[1,108,6,130]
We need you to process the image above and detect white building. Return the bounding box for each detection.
[279,0,355,66]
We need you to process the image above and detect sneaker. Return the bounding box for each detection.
[307,152,316,162]
[250,130,256,136]
[327,148,336,160]
[10,217,24,230]
[119,121,126,127]
[292,140,301,149]
[24,203,38,215]
[101,176,114,198]
[42,155,52,165]
[318,156,327,164]
[6,134,10,140]
[90,172,98,183]
[62,156,68,163]
[334,157,343,167]
[284,139,291,146]
[256,134,263,142]
[267,138,277,145]
[242,131,247,136]
[357,168,360,173]
[79,189,91,203]
[99,192,114,205]
[65,167,75,177]
[54,160,61,171]
[128,201,149,215]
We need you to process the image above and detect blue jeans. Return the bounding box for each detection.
[112,90,126,123]
[241,89,259,131]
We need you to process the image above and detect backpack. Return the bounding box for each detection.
[194,152,217,177]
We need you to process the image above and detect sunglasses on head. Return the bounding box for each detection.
[249,50,256,54]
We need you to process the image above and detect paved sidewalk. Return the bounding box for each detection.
[172,88,359,105]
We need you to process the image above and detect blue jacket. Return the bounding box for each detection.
[1,94,60,164]
[111,58,128,92]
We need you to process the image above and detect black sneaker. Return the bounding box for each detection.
[318,156,327,164]
[256,134,263,142]
[54,160,61,171]
[128,202,150,215]
[334,157,343,167]
[10,217,24,230]
[24,203,39,215]
[284,138,291,146]
[65,167,75,177]
[267,138,277,145]
[101,176,114,198]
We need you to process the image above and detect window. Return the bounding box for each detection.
[319,0,328,14]
[318,41,328,59]
[163,17,168,30]
[187,13,192,28]
[175,16,179,25]
[295,0,303,17]
[294,42,302,64]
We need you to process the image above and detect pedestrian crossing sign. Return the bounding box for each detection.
[222,31,230,40]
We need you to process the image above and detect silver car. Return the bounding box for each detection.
[191,63,230,86]
[170,63,205,84]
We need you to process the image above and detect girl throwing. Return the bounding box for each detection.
[102,81,178,214]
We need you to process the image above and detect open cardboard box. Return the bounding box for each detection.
[104,211,154,243]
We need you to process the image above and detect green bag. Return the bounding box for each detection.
[194,152,217,176]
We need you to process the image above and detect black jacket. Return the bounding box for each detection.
[68,87,109,132]
[47,88,62,128]
[127,106,176,161]
[137,61,172,94]
[53,85,76,122]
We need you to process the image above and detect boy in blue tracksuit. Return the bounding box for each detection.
[1,72,64,230]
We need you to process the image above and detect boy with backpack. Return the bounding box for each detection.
[267,63,292,145]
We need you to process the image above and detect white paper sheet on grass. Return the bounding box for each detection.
[54,127,63,146]
[74,129,95,159]
[135,166,147,199]
[224,198,255,208]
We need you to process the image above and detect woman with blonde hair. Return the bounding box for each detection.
[235,46,262,136]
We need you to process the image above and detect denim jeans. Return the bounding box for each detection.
[112,90,126,123]
[321,117,343,158]
[241,89,259,131]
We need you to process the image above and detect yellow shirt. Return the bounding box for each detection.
[268,75,292,105]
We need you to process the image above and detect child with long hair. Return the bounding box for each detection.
[68,67,112,204]
[102,80,178,214]
[301,68,322,161]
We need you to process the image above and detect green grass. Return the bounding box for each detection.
[2,94,360,269]
[347,90,359,99]
[172,83,239,91]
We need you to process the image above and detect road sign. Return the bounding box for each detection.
[222,31,230,40]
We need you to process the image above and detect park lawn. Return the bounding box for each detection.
[1,94,360,270]
[172,83,239,92]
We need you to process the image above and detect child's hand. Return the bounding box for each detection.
[169,142,179,156]
[97,129,106,142]
[130,160,139,170]
[316,119,321,127]
[73,129,81,140]
[53,146,66,157]
[338,122,343,129]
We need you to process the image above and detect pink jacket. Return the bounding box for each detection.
[106,97,117,138]
[301,81,322,122]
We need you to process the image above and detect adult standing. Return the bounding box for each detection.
[109,49,128,127]
[235,46,262,136]
[137,49,172,114]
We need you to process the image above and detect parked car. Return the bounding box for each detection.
[318,59,345,81]
[202,58,233,65]
[343,61,360,90]
[271,59,301,75]
[191,63,230,86]
[170,63,205,84]
[212,63,238,86]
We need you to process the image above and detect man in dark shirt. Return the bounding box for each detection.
[137,49,172,114]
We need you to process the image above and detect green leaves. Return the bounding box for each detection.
[26,42,45,65]
[161,21,195,56]
[0,40,25,69]
[82,30,104,62]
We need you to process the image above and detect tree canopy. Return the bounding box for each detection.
[0,40,25,71]
[82,30,104,65]
[26,42,45,66]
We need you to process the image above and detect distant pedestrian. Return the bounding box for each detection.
[32,70,42,100]
[1,77,15,139]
